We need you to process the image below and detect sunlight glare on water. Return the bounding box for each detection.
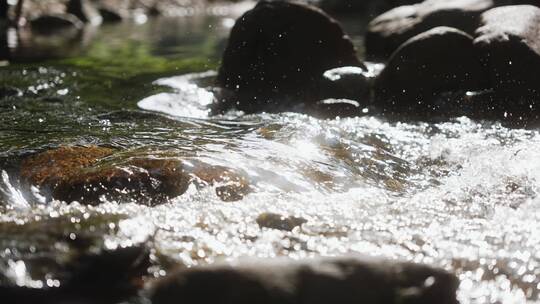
[1,19,540,304]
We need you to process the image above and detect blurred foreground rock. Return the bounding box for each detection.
[150,256,459,304]
[0,245,150,304]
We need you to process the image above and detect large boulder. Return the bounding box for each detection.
[365,0,532,60]
[216,0,361,113]
[474,5,540,98]
[150,256,459,304]
[373,26,488,116]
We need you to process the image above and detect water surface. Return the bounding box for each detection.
[1,9,540,304]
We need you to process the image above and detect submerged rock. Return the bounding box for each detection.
[150,256,459,304]
[190,161,251,202]
[366,0,501,60]
[474,5,540,98]
[374,26,488,115]
[29,13,84,34]
[216,0,361,113]
[20,146,250,205]
[20,146,189,205]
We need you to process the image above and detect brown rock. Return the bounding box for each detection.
[150,256,459,304]
[20,146,189,205]
[256,213,307,231]
[20,146,250,204]
[20,146,115,186]
[191,161,251,202]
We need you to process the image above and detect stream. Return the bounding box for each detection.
[1,6,539,304]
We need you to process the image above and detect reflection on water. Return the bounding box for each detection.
[1,9,540,304]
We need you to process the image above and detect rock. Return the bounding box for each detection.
[319,66,373,102]
[0,86,21,98]
[20,146,251,204]
[66,0,101,24]
[373,26,488,116]
[29,14,84,34]
[20,146,189,205]
[365,0,511,60]
[190,161,251,202]
[0,0,8,20]
[256,213,307,231]
[98,7,123,23]
[150,256,459,304]
[20,146,115,186]
[216,0,361,113]
[0,245,150,304]
[474,5,540,98]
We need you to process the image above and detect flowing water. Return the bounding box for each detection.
[1,6,540,304]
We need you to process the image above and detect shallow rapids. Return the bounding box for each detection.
[1,10,540,304]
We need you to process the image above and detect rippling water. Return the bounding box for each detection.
[1,8,540,304]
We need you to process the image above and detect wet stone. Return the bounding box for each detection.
[365,0,498,60]
[216,0,361,113]
[150,256,459,304]
[20,146,189,205]
[191,162,251,202]
[256,213,308,231]
[319,66,372,103]
[20,146,251,205]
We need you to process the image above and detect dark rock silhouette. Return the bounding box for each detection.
[474,5,540,98]
[0,245,150,304]
[374,26,488,116]
[366,0,499,60]
[150,256,459,304]
[216,0,361,113]
[319,66,374,102]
